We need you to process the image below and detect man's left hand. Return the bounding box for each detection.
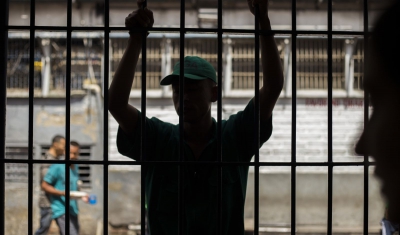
[247,0,269,19]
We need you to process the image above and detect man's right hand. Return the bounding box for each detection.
[109,0,149,138]
[125,0,154,35]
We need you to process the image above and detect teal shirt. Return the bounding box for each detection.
[43,164,80,219]
[117,100,272,235]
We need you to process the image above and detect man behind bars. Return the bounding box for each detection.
[108,0,283,234]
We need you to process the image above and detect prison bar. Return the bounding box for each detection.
[363,0,370,234]
[0,0,378,234]
[0,0,8,233]
[103,0,110,233]
[327,0,334,234]
[254,4,261,235]
[27,0,36,231]
[64,0,73,233]
[0,158,377,167]
[291,0,297,234]
[4,25,370,36]
[217,0,223,234]
[140,2,148,235]
[179,0,185,233]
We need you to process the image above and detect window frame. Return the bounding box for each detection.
[0,0,373,234]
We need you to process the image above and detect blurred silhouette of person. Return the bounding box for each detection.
[35,135,65,235]
[355,0,400,226]
[108,0,283,234]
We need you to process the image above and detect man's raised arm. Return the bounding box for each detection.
[248,0,284,122]
[108,0,154,137]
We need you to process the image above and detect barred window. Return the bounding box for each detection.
[1,0,393,235]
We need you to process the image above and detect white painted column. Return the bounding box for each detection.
[284,38,292,97]
[223,38,232,97]
[41,39,51,97]
[161,37,172,97]
[345,39,356,97]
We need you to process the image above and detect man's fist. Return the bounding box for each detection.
[125,0,154,34]
[247,0,269,19]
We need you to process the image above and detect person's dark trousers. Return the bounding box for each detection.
[34,207,52,235]
[55,214,79,235]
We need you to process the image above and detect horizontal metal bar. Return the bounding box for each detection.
[5,25,368,35]
[7,31,367,39]
[2,159,375,166]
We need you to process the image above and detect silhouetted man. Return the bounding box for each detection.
[109,0,283,234]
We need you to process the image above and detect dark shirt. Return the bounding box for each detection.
[117,100,273,235]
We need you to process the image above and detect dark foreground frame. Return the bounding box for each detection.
[0,0,372,234]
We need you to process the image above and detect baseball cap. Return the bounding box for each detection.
[160,56,217,86]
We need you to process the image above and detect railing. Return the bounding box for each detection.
[6,36,365,96]
[111,38,163,90]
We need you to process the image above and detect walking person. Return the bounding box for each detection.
[35,135,65,235]
[41,141,87,235]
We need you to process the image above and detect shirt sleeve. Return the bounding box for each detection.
[116,111,159,161]
[43,164,60,186]
[225,99,273,162]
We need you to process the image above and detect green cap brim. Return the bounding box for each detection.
[160,74,209,86]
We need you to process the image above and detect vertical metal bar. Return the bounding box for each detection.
[254,5,260,235]
[291,0,297,234]
[103,0,110,233]
[140,2,147,235]
[28,0,36,232]
[363,0,369,234]
[65,0,72,233]
[327,0,333,234]
[179,0,185,234]
[217,0,223,234]
[0,0,9,234]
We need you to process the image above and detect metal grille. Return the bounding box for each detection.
[0,0,375,235]
[4,147,31,182]
[111,38,162,90]
[6,37,103,94]
[6,39,41,91]
[354,40,365,91]
[6,36,366,94]
[7,37,364,94]
[231,38,264,90]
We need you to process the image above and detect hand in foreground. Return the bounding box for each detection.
[125,0,154,35]
[247,0,269,19]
